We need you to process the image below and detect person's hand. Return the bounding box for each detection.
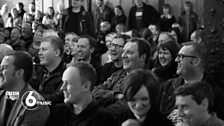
[122,119,141,126]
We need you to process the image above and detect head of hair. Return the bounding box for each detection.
[169,27,183,44]
[114,34,130,45]
[191,29,204,42]
[6,51,33,83]
[174,81,214,113]
[184,1,193,10]
[115,5,124,14]
[124,69,160,109]
[68,62,96,91]
[79,35,97,49]
[130,29,141,38]
[0,44,13,62]
[18,2,24,8]
[128,38,151,64]
[42,36,64,57]
[182,42,208,68]
[157,39,180,61]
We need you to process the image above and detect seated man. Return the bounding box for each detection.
[47,62,117,126]
[0,51,50,126]
[31,36,66,106]
[174,81,224,126]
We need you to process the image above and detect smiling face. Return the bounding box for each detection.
[175,45,196,77]
[122,42,143,72]
[0,56,17,90]
[65,34,78,55]
[127,86,151,119]
[77,38,94,61]
[61,66,84,104]
[38,41,57,67]
[158,47,172,67]
[175,95,206,126]
[11,28,21,42]
[109,38,125,62]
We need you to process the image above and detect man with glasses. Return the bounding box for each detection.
[160,42,224,123]
[93,38,151,123]
[100,34,129,84]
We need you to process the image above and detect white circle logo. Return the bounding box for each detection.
[22,91,39,110]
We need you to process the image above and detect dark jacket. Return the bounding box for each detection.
[120,107,173,126]
[95,5,114,32]
[63,6,95,36]
[111,14,127,30]
[30,60,66,106]
[47,101,118,126]
[100,62,123,84]
[0,85,50,126]
[178,11,198,41]
[160,76,224,120]
[128,3,159,30]
[159,15,176,32]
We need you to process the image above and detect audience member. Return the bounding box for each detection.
[152,40,180,82]
[0,51,50,126]
[121,69,173,126]
[129,0,159,31]
[31,36,66,106]
[76,35,102,85]
[10,27,26,51]
[95,0,114,32]
[159,4,176,32]
[16,2,26,19]
[175,81,224,126]
[42,7,55,29]
[63,0,95,36]
[21,22,34,49]
[111,5,126,31]
[47,62,118,126]
[160,42,224,121]
[0,4,9,27]
[190,29,204,43]
[100,34,128,84]
[11,8,22,27]
[63,32,79,64]
[179,1,198,41]
[115,23,127,34]
[54,3,65,32]
[169,27,184,44]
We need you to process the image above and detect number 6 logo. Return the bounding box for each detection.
[22,91,39,110]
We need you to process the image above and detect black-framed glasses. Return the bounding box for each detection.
[109,43,124,49]
[176,54,198,61]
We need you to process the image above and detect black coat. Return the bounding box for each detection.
[128,3,159,30]
[47,101,118,126]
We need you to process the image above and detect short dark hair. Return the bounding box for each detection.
[79,35,97,49]
[174,81,214,113]
[128,38,151,64]
[114,34,130,45]
[7,51,33,83]
[124,69,160,108]
[69,62,96,91]
[182,42,208,68]
[42,36,64,57]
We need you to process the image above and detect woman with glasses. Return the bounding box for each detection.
[152,39,180,82]
[121,69,173,126]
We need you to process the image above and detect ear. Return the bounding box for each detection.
[83,81,91,92]
[140,54,146,62]
[55,49,61,57]
[201,98,209,111]
[192,57,201,66]
[15,69,24,79]
[90,47,95,54]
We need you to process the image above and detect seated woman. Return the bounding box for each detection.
[152,40,180,82]
[121,69,173,126]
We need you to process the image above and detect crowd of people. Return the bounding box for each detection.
[0,0,224,126]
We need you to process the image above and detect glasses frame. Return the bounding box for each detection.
[176,54,198,61]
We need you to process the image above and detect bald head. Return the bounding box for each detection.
[0,44,13,63]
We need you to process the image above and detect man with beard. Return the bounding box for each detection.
[100,34,129,84]
[0,51,49,126]
[21,22,34,50]
[76,35,101,85]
